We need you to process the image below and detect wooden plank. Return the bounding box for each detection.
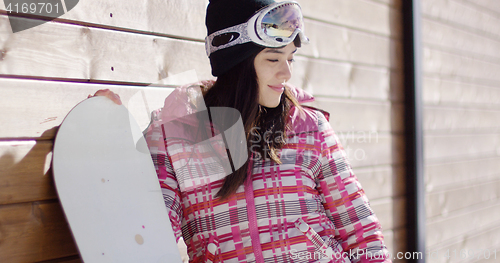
[334,133,404,168]
[392,228,408,262]
[370,199,393,231]
[0,201,78,262]
[424,133,500,162]
[299,0,396,37]
[0,0,208,40]
[0,141,57,205]
[370,197,406,231]
[474,251,500,263]
[345,133,403,168]
[422,0,500,39]
[424,106,500,132]
[36,256,82,263]
[389,69,405,103]
[355,164,406,200]
[0,7,400,82]
[309,97,404,133]
[343,133,404,168]
[0,77,403,139]
[427,202,500,247]
[460,0,500,17]
[0,76,403,139]
[425,156,500,191]
[368,0,402,9]
[0,78,177,139]
[426,178,500,218]
[422,18,500,62]
[472,245,500,263]
[423,47,500,84]
[300,20,399,68]
[423,77,500,109]
[0,15,212,83]
[0,0,403,41]
[290,56,394,101]
[0,13,402,95]
[425,224,500,263]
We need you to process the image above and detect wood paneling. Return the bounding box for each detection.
[461,0,500,15]
[355,164,406,200]
[425,156,500,191]
[0,77,404,139]
[427,201,500,247]
[0,201,78,263]
[309,97,405,133]
[426,178,500,218]
[422,0,500,38]
[38,257,83,263]
[424,133,500,162]
[0,0,208,40]
[370,197,406,231]
[300,0,397,37]
[423,77,500,109]
[424,106,500,132]
[422,0,500,260]
[368,0,402,9]
[300,20,400,68]
[426,224,500,263]
[423,18,500,61]
[339,134,404,168]
[423,47,500,84]
[0,15,212,83]
[0,141,56,205]
[0,79,175,139]
[290,57,401,102]
[41,258,83,263]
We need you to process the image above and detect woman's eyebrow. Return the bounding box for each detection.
[264,49,284,54]
[264,48,298,54]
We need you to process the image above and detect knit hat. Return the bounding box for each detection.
[206,0,276,76]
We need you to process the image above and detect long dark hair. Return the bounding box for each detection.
[203,44,301,200]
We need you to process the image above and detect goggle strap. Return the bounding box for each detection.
[205,1,307,57]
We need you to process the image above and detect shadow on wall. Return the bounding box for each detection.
[0,126,81,262]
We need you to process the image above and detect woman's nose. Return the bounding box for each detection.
[277,60,292,81]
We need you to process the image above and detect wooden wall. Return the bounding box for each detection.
[0,0,405,262]
[421,0,500,262]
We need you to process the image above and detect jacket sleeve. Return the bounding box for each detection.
[145,109,184,242]
[315,111,391,263]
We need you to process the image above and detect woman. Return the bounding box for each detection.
[95,0,391,262]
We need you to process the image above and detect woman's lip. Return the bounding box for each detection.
[268,85,284,92]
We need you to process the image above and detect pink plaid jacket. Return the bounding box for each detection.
[145,82,391,263]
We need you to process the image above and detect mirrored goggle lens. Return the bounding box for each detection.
[261,3,304,38]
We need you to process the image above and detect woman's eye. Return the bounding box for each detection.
[267,59,279,62]
[288,58,295,63]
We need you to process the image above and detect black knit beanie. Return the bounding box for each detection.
[206,0,276,76]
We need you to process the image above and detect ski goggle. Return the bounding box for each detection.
[205,1,309,57]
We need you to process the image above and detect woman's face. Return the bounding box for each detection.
[254,43,297,108]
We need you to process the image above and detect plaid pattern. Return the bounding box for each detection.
[145,90,390,263]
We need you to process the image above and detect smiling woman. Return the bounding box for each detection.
[90,0,392,262]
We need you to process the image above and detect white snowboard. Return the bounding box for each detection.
[53,96,182,263]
